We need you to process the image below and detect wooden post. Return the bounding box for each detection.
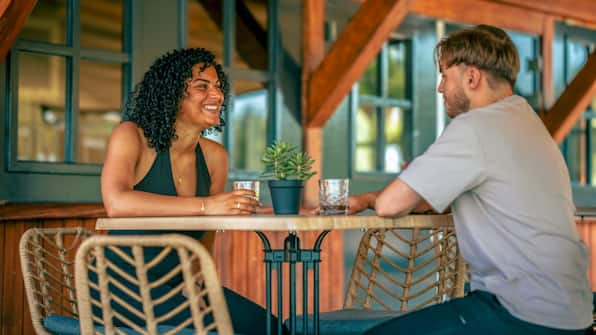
[541,16,554,114]
[301,0,325,208]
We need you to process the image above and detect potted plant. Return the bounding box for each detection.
[262,140,316,215]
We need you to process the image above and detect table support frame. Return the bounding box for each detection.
[256,230,330,335]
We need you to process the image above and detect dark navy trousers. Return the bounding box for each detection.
[364,291,592,335]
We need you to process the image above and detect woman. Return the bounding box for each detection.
[101,48,284,334]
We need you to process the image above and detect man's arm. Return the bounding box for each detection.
[350,177,439,216]
[374,178,423,217]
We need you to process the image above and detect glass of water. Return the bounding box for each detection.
[319,178,349,215]
[232,180,260,201]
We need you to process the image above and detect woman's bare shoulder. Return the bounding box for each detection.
[109,121,146,147]
[198,137,227,158]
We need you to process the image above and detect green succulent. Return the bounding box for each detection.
[262,140,317,181]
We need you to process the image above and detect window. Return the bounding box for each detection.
[7,0,131,174]
[556,26,596,187]
[353,40,412,174]
[508,31,541,111]
[187,0,275,174]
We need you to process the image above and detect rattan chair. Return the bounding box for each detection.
[19,227,94,335]
[292,218,466,335]
[74,234,234,335]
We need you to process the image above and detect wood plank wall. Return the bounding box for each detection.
[0,207,344,335]
[0,207,593,335]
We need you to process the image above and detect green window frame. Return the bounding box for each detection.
[223,0,278,176]
[186,0,280,177]
[5,0,132,175]
[351,39,413,175]
[0,1,134,203]
[558,32,595,188]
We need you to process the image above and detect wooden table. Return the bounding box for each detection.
[96,214,453,335]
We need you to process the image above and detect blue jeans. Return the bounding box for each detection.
[364,291,592,335]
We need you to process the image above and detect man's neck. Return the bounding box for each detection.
[469,85,514,110]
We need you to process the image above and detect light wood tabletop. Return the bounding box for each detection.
[96,214,453,232]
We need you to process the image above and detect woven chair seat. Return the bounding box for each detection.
[43,314,244,335]
[75,234,236,335]
[20,227,94,335]
[286,222,466,335]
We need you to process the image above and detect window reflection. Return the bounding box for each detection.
[387,42,406,100]
[384,107,407,173]
[188,0,224,61]
[234,0,268,70]
[20,1,66,44]
[355,106,377,172]
[14,0,127,165]
[229,81,267,171]
[565,120,586,184]
[78,60,122,163]
[358,57,378,96]
[17,53,66,162]
[354,40,411,173]
[81,1,123,51]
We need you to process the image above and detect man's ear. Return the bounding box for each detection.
[465,66,482,89]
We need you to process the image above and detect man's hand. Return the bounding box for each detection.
[347,192,379,214]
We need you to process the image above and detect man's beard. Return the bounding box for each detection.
[445,86,470,118]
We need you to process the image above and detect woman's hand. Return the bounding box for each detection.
[203,190,260,215]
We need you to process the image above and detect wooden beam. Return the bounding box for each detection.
[0,0,12,19]
[0,0,37,64]
[541,15,554,114]
[307,0,411,128]
[543,51,596,143]
[409,0,544,34]
[494,0,596,26]
[301,0,325,208]
[197,0,267,69]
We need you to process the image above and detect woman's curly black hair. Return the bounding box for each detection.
[122,48,230,152]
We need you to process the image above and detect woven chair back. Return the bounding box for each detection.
[19,227,94,335]
[74,234,233,335]
[344,220,466,312]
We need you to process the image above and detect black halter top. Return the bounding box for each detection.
[109,143,211,240]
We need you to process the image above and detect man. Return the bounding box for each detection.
[352,25,593,334]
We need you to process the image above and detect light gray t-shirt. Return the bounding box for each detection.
[399,95,592,329]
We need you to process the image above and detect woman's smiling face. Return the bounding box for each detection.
[178,63,224,130]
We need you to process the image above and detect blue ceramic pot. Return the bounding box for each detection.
[268,180,303,215]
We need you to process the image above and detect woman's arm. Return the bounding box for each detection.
[101,123,257,217]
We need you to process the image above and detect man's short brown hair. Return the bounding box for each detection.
[435,25,520,88]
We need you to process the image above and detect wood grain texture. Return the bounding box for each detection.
[0,212,595,334]
[409,0,545,34]
[494,0,596,26]
[0,207,347,333]
[0,0,12,20]
[0,204,106,221]
[543,50,596,143]
[301,0,325,209]
[307,0,411,128]
[96,214,455,231]
[541,16,555,114]
[303,127,322,208]
[0,0,37,64]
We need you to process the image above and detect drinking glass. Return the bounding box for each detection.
[319,178,349,215]
[232,180,260,201]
